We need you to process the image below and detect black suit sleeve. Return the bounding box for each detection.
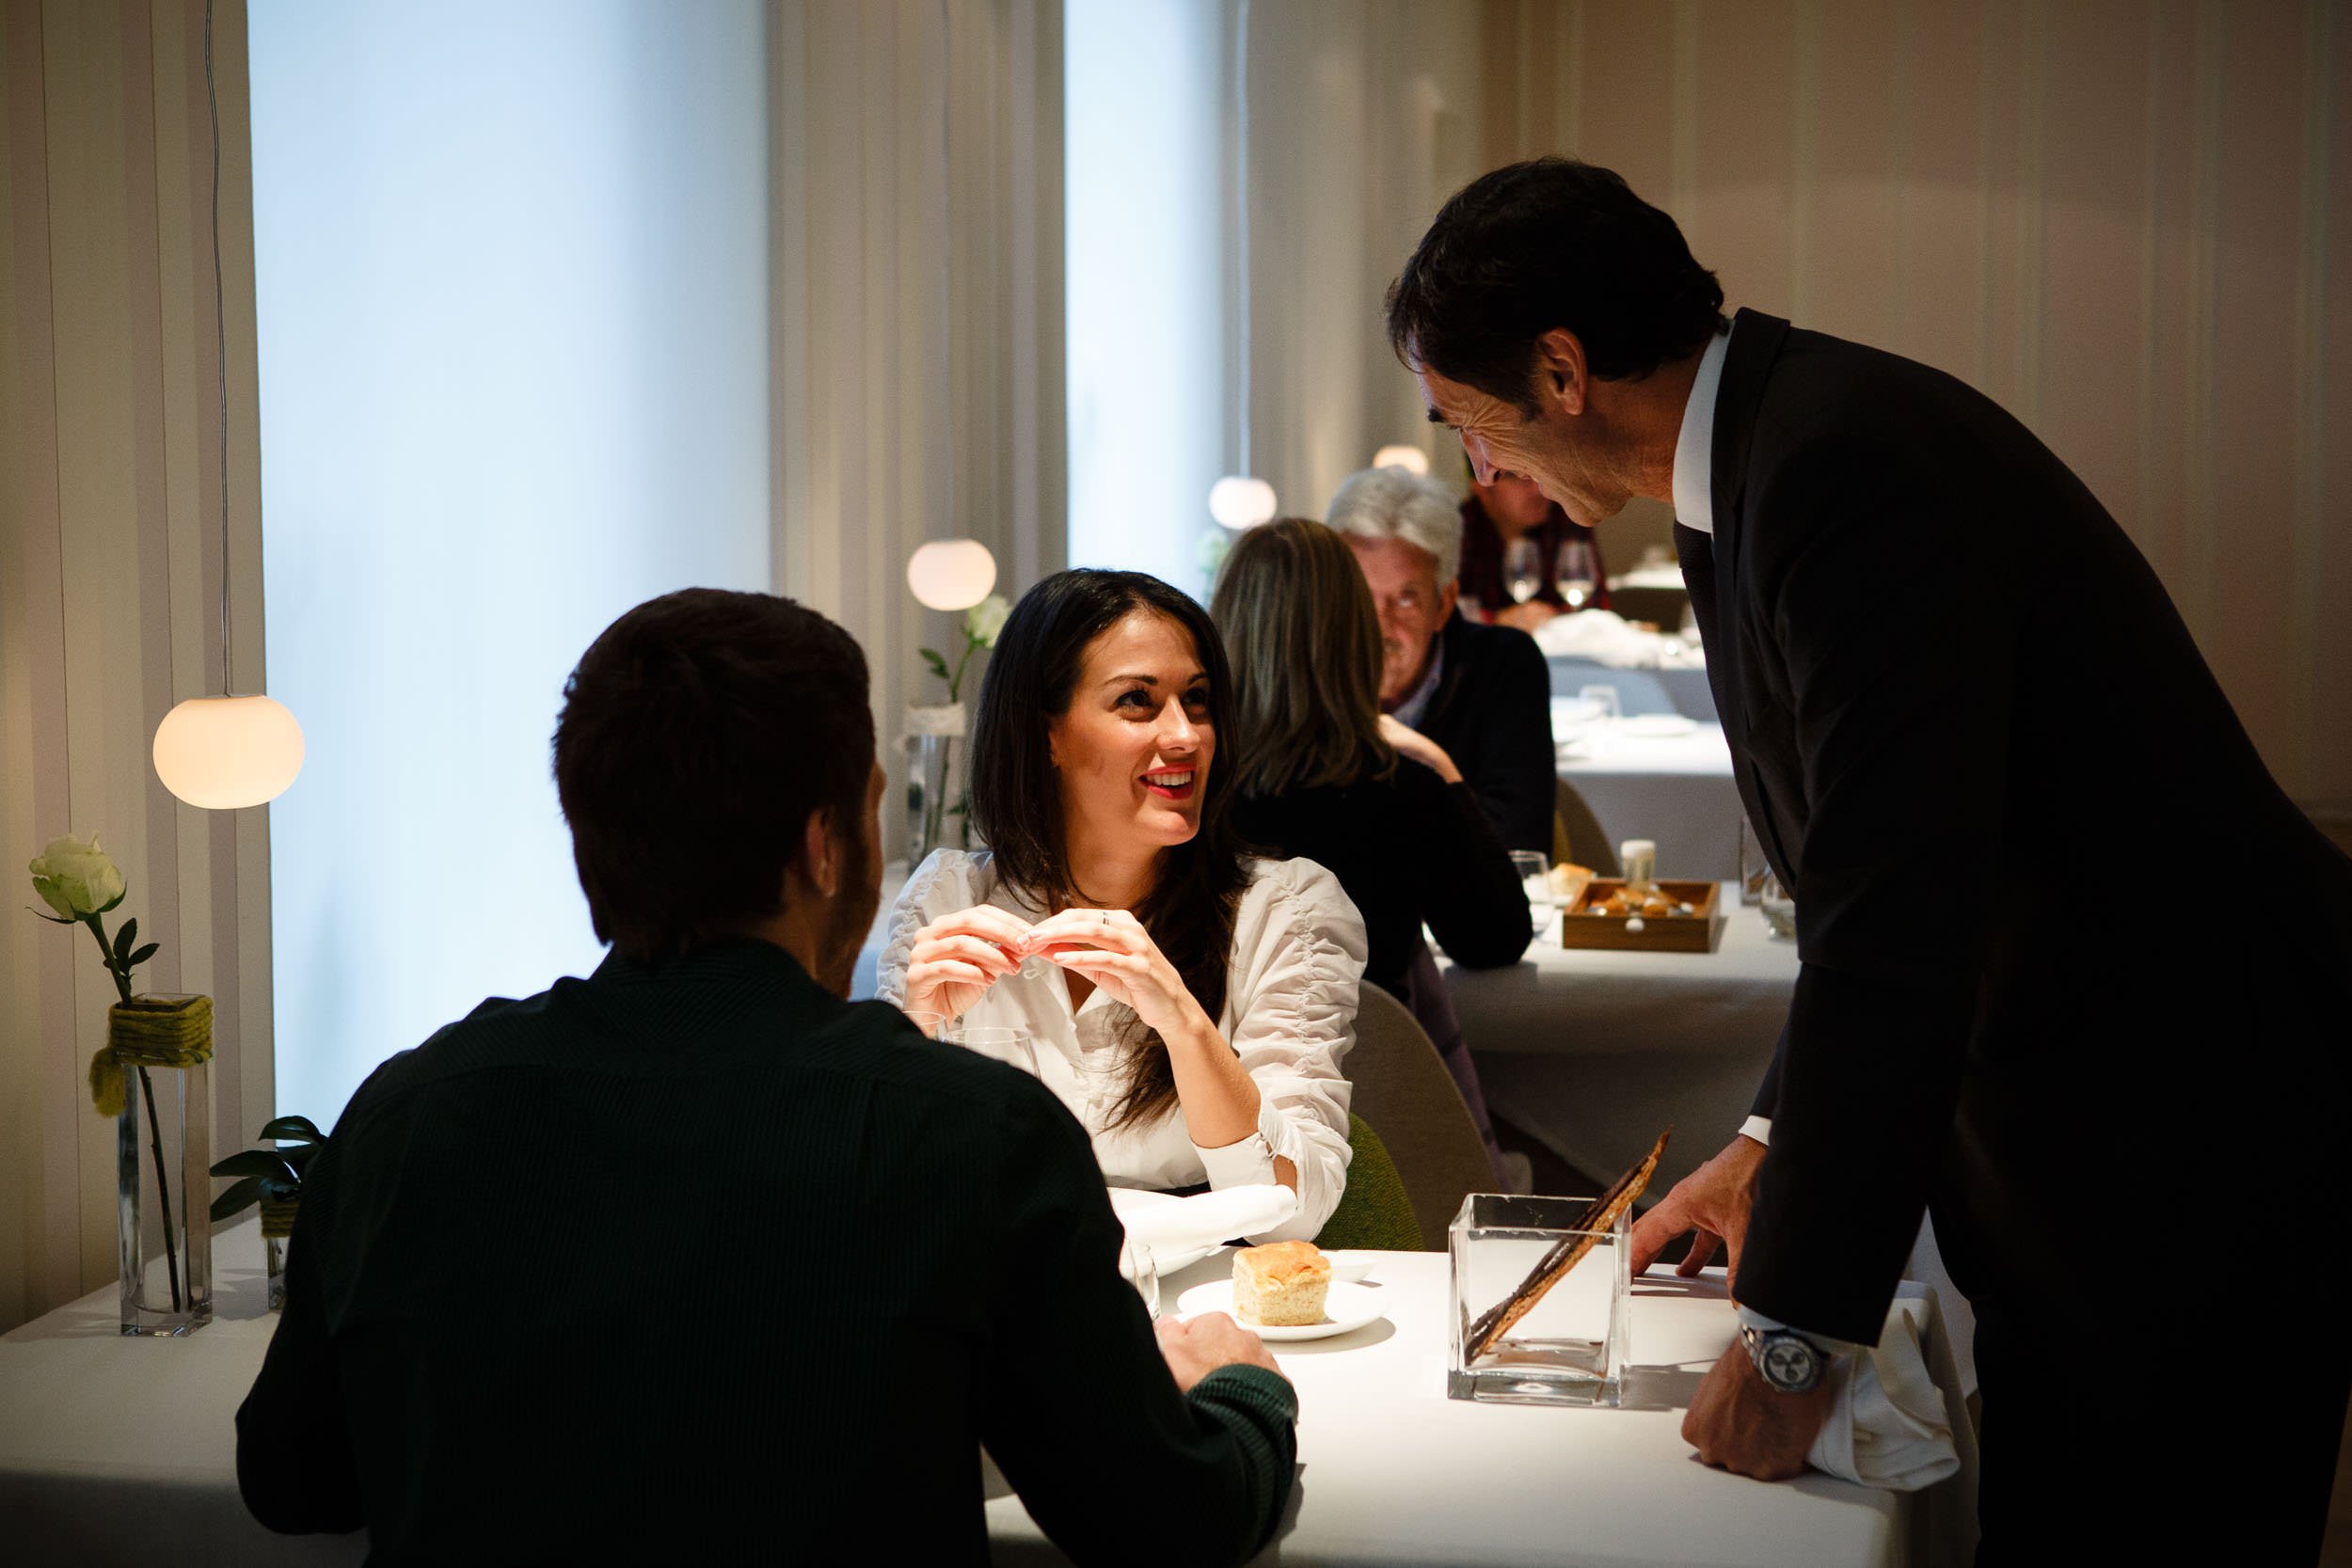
[1732,433,2009,1347]
[1460,626,1559,855]
[1401,765,1534,970]
[977,1080,1296,1565]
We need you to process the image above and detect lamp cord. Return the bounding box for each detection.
[1234,0,1251,479]
[204,0,232,694]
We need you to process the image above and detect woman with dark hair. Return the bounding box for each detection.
[878,569,1366,1242]
[1211,518,1530,1183]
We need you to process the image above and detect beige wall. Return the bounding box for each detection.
[1478,0,2352,820]
[0,0,273,1332]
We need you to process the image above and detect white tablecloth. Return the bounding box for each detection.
[2,1227,1927,1568]
[1549,656,1719,723]
[1445,886,1795,1195]
[1554,708,1742,881]
[987,1249,1913,1567]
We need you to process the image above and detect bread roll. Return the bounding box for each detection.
[1231,1241,1331,1327]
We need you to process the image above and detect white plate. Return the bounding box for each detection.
[1619,713,1699,738]
[1173,1278,1388,1341]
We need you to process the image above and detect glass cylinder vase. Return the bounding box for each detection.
[261,1196,298,1312]
[903,703,967,865]
[108,996,215,1337]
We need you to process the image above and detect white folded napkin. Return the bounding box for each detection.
[1111,1184,1295,1259]
[1807,1290,1958,1490]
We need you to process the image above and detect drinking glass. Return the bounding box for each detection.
[1508,849,1556,939]
[1555,539,1598,611]
[1736,817,1769,908]
[1759,872,1797,940]
[941,1022,1039,1077]
[1118,1233,1160,1319]
[1578,684,1621,723]
[1502,539,1544,605]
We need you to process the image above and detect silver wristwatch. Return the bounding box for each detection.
[1740,1323,1829,1394]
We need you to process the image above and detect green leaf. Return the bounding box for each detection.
[281,1143,322,1176]
[210,1175,263,1223]
[259,1115,326,1144]
[26,906,74,925]
[94,887,126,915]
[112,918,138,963]
[920,647,951,683]
[211,1148,300,1183]
[126,942,159,966]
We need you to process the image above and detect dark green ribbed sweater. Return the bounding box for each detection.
[236,940,1297,1565]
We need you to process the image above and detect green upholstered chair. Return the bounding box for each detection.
[1345,983,1498,1251]
[1313,1114,1422,1253]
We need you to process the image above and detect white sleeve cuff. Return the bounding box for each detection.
[1734,1304,1860,1357]
[1738,1115,1772,1147]
[1193,1128,1279,1191]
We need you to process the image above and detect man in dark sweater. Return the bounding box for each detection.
[235,589,1297,1565]
[1326,465,1559,856]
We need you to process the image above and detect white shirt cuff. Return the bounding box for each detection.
[1193,1128,1279,1190]
[1735,1305,1859,1358]
[1738,1115,1772,1147]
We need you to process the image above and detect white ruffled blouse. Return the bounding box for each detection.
[877,849,1368,1243]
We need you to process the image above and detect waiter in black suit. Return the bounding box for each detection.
[1386,157,2352,1560]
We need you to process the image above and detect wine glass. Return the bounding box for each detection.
[1502,538,1543,605]
[1555,539,1598,611]
[941,1022,1039,1078]
[1118,1232,1160,1319]
[1508,848,1556,939]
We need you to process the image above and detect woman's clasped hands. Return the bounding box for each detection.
[900,905,1204,1040]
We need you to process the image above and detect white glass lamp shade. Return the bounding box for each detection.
[906,539,998,611]
[1372,443,1429,475]
[152,694,306,809]
[1207,475,1277,531]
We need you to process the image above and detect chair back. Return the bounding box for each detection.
[1553,778,1622,877]
[1344,984,1496,1250]
[1313,1115,1422,1252]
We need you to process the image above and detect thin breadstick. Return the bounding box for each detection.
[1463,1128,1671,1364]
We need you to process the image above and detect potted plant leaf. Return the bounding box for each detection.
[211,1115,325,1311]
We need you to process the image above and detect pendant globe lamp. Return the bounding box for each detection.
[154,0,302,811]
[906,539,998,612]
[1208,0,1273,532]
[1372,444,1430,475]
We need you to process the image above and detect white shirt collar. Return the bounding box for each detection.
[1670,323,1735,534]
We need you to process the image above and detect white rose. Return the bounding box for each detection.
[966,594,1011,648]
[28,832,125,920]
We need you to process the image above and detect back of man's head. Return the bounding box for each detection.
[1385,156,1727,413]
[553,589,873,963]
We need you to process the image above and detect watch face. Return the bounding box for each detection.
[1761,1335,1820,1392]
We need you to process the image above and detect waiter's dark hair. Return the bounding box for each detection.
[553,588,873,962]
[970,569,1248,1132]
[1386,157,1729,414]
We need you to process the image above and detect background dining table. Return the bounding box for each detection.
[1552,703,1745,883]
[0,1216,1930,1566]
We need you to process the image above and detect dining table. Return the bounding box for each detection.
[0,1217,1937,1568]
[1553,703,1744,882]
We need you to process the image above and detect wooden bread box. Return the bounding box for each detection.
[1557,879,1725,953]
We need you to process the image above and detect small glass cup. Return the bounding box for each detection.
[1118,1233,1159,1319]
[1578,684,1621,723]
[1508,849,1556,940]
[941,1022,1039,1077]
[1736,817,1769,908]
[1450,1193,1630,1408]
[1759,873,1797,940]
[903,1008,948,1039]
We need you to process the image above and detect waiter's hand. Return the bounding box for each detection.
[1629,1133,1765,1282]
[1683,1342,1836,1481]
